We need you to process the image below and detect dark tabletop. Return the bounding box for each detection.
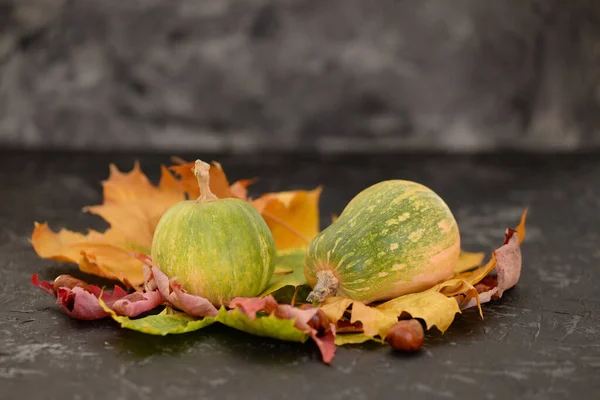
[0,151,598,400]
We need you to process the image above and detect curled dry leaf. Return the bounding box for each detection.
[229,296,279,319]
[459,222,525,310]
[31,273,163,320]
[137,256,218,318]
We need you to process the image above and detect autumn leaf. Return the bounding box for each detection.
[31,163,186,288]
[32,273,163,320]
[252,188,322,249]
[459,218,526,309]
[334,333,383,346]
[84,163,185,252]
[324,288,462,343]
[103,291,335,363]
[146,265,219,318]
[320,296,354,323]
[31,223,148,288]
[260,248,308,297]
[169,159,253,200]
[218,307,308,342]
[454,251,486,274]
[99,300,217,335]
[352,301,398,337]
[376,290,461,333]
[226,296,336,363]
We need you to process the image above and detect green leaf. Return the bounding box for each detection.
[261,248,307,296]
[335,333,385,346]
[99,297,216,335]
[269,285,312,304]
[112,313,216,335]
[216,308,308,343]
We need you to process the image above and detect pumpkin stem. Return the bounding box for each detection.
[193,160,219,203]
[307,270,339,303]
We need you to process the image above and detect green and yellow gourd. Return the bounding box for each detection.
[151,160,276,306]
[305,180,460,304]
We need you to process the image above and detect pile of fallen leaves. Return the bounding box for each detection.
[31,158,526,364]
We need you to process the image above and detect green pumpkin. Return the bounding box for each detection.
[305,180,460,304]
[151,160,276,306]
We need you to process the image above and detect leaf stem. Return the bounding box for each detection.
[291,286,300,307]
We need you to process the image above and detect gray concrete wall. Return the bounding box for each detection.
[1,0,600,152]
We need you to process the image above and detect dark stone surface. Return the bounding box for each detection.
[0,151,599,399]
[2,1,600,152]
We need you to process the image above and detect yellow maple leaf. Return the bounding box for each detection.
[251,187,322,249]
[351,301,398,337]
[377,290,461,333]
[454,251,486,274]
[320,297,354,322]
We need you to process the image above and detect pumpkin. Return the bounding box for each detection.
[151,160,276,306]
[305,180,460,303]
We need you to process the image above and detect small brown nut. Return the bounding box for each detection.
[52,274,92,294]
[385,319,424,352]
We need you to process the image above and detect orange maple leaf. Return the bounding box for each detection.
[252,188,322,249]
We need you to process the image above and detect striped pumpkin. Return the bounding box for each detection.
[151,161,276,306]
[305,180,460,304]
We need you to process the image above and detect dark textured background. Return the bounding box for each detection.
[1,151,599,399]
[2,0,600,152]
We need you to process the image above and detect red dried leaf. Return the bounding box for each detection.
[31,273,54,296]
[109,291,164,317]
[32,273,164,320]
[311,324,336,364]
[56,287,110,320]
[229,296,278,319]
[230,295,336,364]
[461,227,523,309]
[148,266,219,318]
[495,230,522,297]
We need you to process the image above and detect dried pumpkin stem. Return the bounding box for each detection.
[193,160,219,203]
[307,270,339,303]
